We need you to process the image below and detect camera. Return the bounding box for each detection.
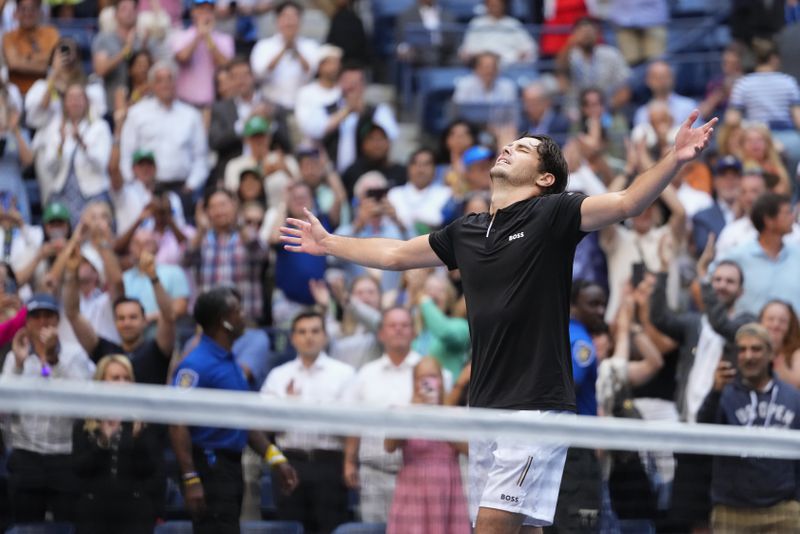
[59,44,71,55]
[365,187,388,201]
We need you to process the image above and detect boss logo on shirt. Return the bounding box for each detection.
[500,494,520,503]
[508,232,525,242]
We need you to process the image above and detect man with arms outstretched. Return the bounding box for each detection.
[281,111,716,533]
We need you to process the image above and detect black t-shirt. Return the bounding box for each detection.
[91,337,171,385]
[429,192,587,411]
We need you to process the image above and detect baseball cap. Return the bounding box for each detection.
[132,149,156,165]
[42,202,71,224]
[462,145,494,166]
[243,116,272,138]
[27,293,60,314]
[239,167,263,180]
[714,155,742,175]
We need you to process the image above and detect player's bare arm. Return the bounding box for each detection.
[580,110,717,232]
[280,207,444,270]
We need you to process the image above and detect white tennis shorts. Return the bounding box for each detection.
[469,410,571,527]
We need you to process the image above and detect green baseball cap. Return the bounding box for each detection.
[43,202,71,224]
[239,167,263,180]
[243,116,271,138]
[132,149,156,165]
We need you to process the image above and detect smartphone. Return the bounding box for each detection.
[631,262,646,287]
[365,187,389,201]
[419,376,441,405]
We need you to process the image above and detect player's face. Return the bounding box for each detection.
[490,137,541,187]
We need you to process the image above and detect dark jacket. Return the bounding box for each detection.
[692,202,727,254]
[697,376,800,508]
[396,5,458,66]
[650,272,754,418]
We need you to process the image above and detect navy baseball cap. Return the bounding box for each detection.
[462,145,494,166]
[27,294,60,314]
[714,155,742,175]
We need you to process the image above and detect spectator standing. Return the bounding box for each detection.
[557,17,631,113]
[119,61,209,195]
[186,189,268,323]
[92,0,158,112]
[387,148,452,236]
[519,81,571,143]
[340,123,407,202]
[250,1,319,111]
[261,311,355,533]
[295,45,343,143]
[31,84,112,224]
[0,294,95,524]
[25,37,108,131]
[170,287,298,533]
[295,146,348,229]
[72,355,162,534]
[385,357,470,534]
[606,0,668,66]
[633,61,698,127]
[0,104,33,224]
[343,308,428,523]
[729,0,787,45]
[396,0,458,68]
[325,0,369,66]
[64,246,175,385]
[171,0,234,108]
[224,115,299,210]
[726,39,800,177]
[714,172,767,257]
[460,0,537,66]
[452,52,519,105]
[718,193,800,315]
[1,0,59,94]
[698,323,800,533]
[698,43,745,120]
[691,156,742,254]
[319,63,399,173]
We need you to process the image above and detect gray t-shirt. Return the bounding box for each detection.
[91,31,157,110]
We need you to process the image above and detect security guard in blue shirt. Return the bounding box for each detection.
[548,280,606,533]
[170,287,298,534]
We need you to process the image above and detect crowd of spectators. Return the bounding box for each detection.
[0,0,797,532]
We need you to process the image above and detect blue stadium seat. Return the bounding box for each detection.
[6,524,75,534]
[241,521,304,534]
[332,523,386,534]
[453,102,522,127]
[154,521,193,534]
[371,0,415,58]
[672,53,722,99]
[501,64,538,89]
[415,67,470,133]
[439,0,482,22]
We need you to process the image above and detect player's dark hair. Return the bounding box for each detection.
[194,287,241,332]
[291,311,326,333]
[750,193,790,233]
[113,296,146,317]
[714,260,745,288]
[520,134,568,194]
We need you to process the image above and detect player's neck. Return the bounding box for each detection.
[489,183,538,214]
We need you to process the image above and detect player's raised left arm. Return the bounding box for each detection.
[579,110,717,233]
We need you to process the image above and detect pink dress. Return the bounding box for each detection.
[387,439,471,534]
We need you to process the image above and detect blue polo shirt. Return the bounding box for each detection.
[569,318,598,416]
[172,335,249,451]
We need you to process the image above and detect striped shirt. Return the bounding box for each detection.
[729,72,800,128]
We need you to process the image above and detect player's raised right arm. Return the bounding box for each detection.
[280,208,444,271]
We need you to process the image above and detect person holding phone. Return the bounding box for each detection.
[385,356,470,534]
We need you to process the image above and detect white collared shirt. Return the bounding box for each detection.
[387,181,452,232]
[119,97,209,190]
[250,34,320,110]
[261,352,355,451]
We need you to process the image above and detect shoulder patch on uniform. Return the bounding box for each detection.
[175,368,199,389]
[574,340,595,367]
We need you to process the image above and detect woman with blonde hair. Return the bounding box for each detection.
[72,354,161,534]
[736,123,791,195]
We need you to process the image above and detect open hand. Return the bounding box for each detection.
[275,462,299,495]
[673,110,717,163]
[280,207,330,256]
